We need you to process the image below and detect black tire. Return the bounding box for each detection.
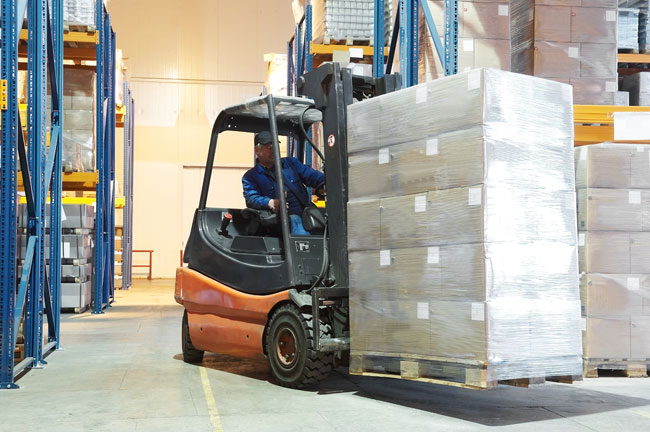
[265,304,333,388]
[182,310,204,363]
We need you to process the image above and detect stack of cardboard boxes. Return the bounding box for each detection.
[64,0,96,28]
[575,143,650,365]
[63,69,96,173]
[420,1,618,104]
[347,69,582,385]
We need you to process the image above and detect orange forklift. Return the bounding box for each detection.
[174,63,400,388]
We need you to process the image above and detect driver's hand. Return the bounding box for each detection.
[269,199,280,213]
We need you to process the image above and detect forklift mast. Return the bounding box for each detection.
[298,63,401,351]
[298,62,401,290]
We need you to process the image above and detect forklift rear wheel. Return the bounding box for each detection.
[182,310,204,363]
[266,304,333,388]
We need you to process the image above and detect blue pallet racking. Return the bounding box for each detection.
[1,0,64,389]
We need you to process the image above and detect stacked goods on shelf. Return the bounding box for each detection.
[63,69,96,172]
[16,204,95,311]
[64,0,95,29]
[619,0,650,52]
[311,0,392,44]
[622,72,650,105]
[534,0,618,105]
[618,7,641,50]
[346,69,582,388]
[420,0,535,80]
[575,143,650,376]
[61,204,95,311]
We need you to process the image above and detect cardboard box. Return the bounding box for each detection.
[623,72,650,106]
[580,273,647,316]
[577,188,650,232]
[631,316,650,358]
[575,144,650,189]
[583,317,631,359]
[579,231,650,273]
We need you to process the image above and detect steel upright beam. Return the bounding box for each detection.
[1,0,21,390]
[1,0,62,388]
[444,0,458,76]
[399,0,419,87]
[122,81,134,290]
[373,0,385,78]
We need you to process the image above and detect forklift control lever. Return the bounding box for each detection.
[219,213,233,235]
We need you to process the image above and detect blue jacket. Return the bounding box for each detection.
[242,157,324,216]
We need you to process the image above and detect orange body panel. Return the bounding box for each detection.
[175,267,289,358]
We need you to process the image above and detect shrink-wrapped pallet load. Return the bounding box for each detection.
[575,143,650,374]
[311,0,392,44]
[618,8,641,50]
[347,69,582,388]
[64,0,95,28]
[63,69,96,172]
[622,72,650,106]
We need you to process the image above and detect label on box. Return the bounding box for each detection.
[606,10,616,22]
[426,138,439,156]
[378,148,390,164]
[380,250,391,266]
[468,187,482,206]
[63,242,70,257]
[627,277,640,291]
[414,195,427,213]
[568,47,579,59]
[349,47,363,59]
[417,302,429,320]
[637,145,645,153]
[578,233,585,246]
[498,4,509,16]
[468,69,481,91]
[416,86,427,104]
[629,190,641,204]
[615,113,650,140]
[580,146,588,161]
[581,317,587,332]
[605,81,617,93]
[427,247,439,264]
[61,205,67,221]
[471,303,485,321]
[463,39,474,52]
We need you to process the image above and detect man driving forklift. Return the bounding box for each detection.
[242,131,324,235]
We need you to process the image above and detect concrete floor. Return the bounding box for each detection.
[1,280,650,432]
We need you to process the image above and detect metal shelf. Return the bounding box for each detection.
[310,44,389,56]
[1,0,64,389]
[574,105,650,145]
[618,53,650,64]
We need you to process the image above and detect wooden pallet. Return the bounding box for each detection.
[350,352,581,390]
[64,24,96,33]
[584,359,650,378]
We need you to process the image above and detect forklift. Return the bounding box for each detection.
[175,63,401,388]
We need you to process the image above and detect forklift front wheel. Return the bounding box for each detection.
[182,310,204,363]
[266,304,333,388]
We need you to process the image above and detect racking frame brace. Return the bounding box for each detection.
[1,0,64,388]
[121,79,135,290]
[93,1,117,313]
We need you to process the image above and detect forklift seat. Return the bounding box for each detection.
[302,207,326,235]
[241,208,278,236]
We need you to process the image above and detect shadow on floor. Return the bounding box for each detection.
[173,353,272,382]
[177,353,650,427]
[319,370,650,427]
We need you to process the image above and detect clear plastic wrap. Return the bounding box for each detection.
[577,188,650,231]
[64,0,95,28]
[619,8,641,49]
[311,0,392,44]
[62,69,96,172]
[619,0,650,52]
[347,68,582,383]
[575,143,650,189]
[419,0,534,80]
[579,231,650,273]
[622,72,650,106]
[534,3,618,105]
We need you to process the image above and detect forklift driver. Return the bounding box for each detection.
[242,131,324,235]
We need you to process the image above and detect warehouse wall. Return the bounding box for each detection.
[108,0,295,277]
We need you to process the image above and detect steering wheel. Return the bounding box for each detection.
[314,181,326,199]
